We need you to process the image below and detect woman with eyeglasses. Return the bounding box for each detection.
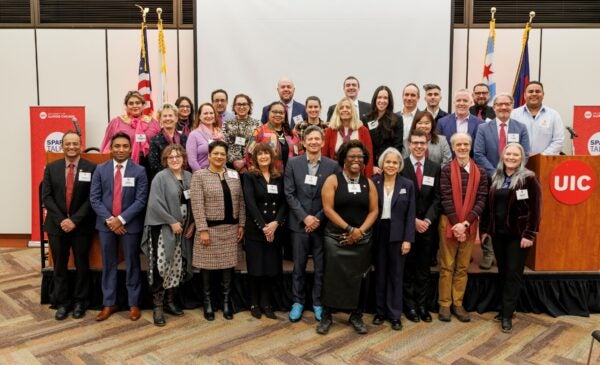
[142,144,194,326]
[148,104,189,180]
[186,103,225,172]
[174,96,195,136]
[100,90,161,168]
[323,97,374,177]
[403,110,452,167]
[317,140,378,335]
[246,101,302,173]
[223,94,261,174]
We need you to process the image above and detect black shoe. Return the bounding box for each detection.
[417,306,432,322]
[372,314,385,325]
[250,305,262,319]
[316,314,332,335]
[72,303,86,319]
[494,313,502,322]
[164,290,184,317]
[405,308,420,323]
[263,306,277,320]
[348,313,368,334]
[203,305,215,321]
[390,319,403,331]
[501,318,512,333]
[55,306,69,321]
[153,307,166,327]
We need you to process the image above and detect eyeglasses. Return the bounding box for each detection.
[346,155,364,160]
[270,110,285,115]
[235,103,249,107]
[494,102,512,107]
[167,155,183,161]
[474,91,489,95]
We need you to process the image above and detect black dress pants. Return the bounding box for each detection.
[49,232,92,307]
[492,233,530,317]
[403,227,434,310]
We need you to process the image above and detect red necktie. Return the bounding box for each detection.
[499,123,507,156]
[112,164,122,217]
[415,161,423,189]
[66,163,75,214]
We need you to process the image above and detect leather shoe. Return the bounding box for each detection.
[495,312,515,322]
[501,317,512,333]
[316,315,332,335]
[438,306,451,322]
[72,303,86,319]
[348,313,368,334]
[417,306,432,322]
[96,305,118,321]
[451,305,471,322]
[263,306,277,320]
[372,314,385,325]
[479,256,494,270]
[129,306,141,321]
[55,306,69,321]
[250,305,262,319]
[405,308,420,323]
[390,319,403,331]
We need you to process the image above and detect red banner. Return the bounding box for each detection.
[30,106,86,243]
[573,106,600,155]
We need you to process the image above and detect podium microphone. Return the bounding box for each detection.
[566,126,578,138]
[72,117,82,136]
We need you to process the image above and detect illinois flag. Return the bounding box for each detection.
[512,22,531,108]
[482,17,496,104]
[138,22,154,116]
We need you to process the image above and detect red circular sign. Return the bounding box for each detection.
[550,160,596,205]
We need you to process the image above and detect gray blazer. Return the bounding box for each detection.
[284,154,339,233]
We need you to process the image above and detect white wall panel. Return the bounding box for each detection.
[37,29,108,149]
[0,29,38,233]
[178,29,195,103]
[451,28,469,107]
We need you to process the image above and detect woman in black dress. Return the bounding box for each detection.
[243,143,287,320]
[317,140,379,335]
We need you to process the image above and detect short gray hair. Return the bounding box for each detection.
[492,93,514,106]
[450,132,472,147]
[378,147,404,171]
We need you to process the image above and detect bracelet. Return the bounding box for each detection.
[344,225,353,233]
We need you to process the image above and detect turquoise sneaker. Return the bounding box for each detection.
[313,305,323,321]
[289,303,303,322]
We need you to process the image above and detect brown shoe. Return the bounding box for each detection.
[96,305,118,321]
[129,306,141,321]
[438,306,451,322]
[452,305,471,322]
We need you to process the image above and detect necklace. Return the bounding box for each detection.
[342,171,359,184]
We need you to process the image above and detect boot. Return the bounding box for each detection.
[164,288,183,316]
[202,270,215,321]
[221,269,234,320]
[153,291,166,326]
[316,308,332,335]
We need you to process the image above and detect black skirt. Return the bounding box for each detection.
[244,235,282,277]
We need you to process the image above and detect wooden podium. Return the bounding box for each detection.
[526,155,600,271]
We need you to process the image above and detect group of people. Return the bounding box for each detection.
[44,76,562,335]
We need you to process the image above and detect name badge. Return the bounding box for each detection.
[122,177,135,187]
[348,183,361,194]
[135,134,146,143]
[399,188,407,194]
[234,136,246,146]
[267,184,278,194]
[183,189,190,200]
[485,117,493,122]
[293,115,304,124]
[507,133,519,143]
[78,172,91,182]
[422,176,435,186]
[227,170,239,179]
[368,120,379,130]
[516,189,529,200]
[293,145,299,155]
[305,175,318,186]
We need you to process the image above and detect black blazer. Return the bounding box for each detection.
[42,158,96,235]
[400,157,442,223]
[327,100,371,123]
[372,174,416,243]
[147,132,188,180]
[243,172,287,241]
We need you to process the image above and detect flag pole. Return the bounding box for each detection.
[511,11,535,107]
[157,7,168,107]
[135,4,153,115]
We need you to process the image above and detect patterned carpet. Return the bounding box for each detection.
[1,247,598,364]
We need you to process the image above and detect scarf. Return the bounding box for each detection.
[130,117,151,163]
[445,158,480,239]
[162,128,181,145]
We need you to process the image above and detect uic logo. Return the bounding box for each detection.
[550,160,596,205]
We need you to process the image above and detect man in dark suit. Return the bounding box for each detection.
[261,77,306,128]
[423,84,448,122]
[326,76,371,123]
[469,83,496,121]
[42,131,96,320]
[90,132,148,322]
[400,129,441,323]
[437,89,484,157]
[284,125,339,323]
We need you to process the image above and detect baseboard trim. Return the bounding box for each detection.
[0,234,31,248]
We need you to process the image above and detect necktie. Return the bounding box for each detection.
[66,163,75,214]
[416,161,423,189]
[284,104,290,124]
[477,108,483,119]
[499,122,507,156]
[112,164,122,217]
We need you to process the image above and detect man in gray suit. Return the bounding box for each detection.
[473,93,530,270]
[284,125,339,322]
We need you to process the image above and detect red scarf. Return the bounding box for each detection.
[445,159,480,239]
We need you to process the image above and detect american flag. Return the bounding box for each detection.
[138,23,154,115]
